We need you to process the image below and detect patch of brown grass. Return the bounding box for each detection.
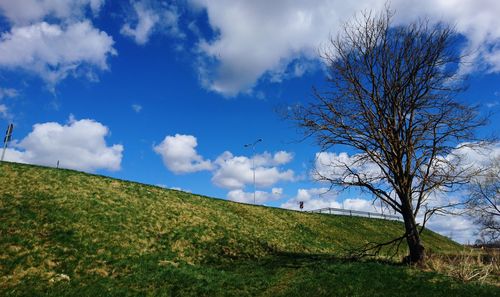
[423,248,499,285]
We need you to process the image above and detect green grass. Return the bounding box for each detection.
[0,162,498,296]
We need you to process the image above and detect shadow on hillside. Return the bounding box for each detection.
[205,251,498,297]
[223,251,404,270]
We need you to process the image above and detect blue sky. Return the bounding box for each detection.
[1,0,499,243]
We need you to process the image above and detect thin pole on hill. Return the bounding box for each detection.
[1,123,13,162]
[244,138,262,204]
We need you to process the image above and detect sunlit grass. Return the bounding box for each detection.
[0,162,497,296]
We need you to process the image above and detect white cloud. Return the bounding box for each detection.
[4,116,123,172]
[153,134,213,174]
[314,143,500,191]
[121,0,182,45]
[0,21,116,85]
[0,104,10,119]
[186,0,500,96]
[188,0,361,96]
[450,142,500,171]
[281,187,337,210]
[211,151,295,189]
[131,104,142,113]
[153,134,295,191]
[314,151,382,182]
[227,187,283,204]
[422,142,500,186]
[0,0,105,25]
[425,214,478,244]
[121,1,159,45]
[0,1,115,86]
[0,87,18,99]
[251,150,294,167]
[272,151,294,165]
[0,87,18,120]
[390,0,500,76]
[409,189,477,244]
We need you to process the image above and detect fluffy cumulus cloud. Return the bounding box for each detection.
[227,188,283,204]
[211,151,295,189]
[121,1,159,45]
[267,150,294,165]
[425,214,477,244]
[153,134,213,174]
[0,0,105,25]
[188,0,364,96]
[390,0,500,75]
[186,0,500,96]
[0,21,116,84]
[0,0,115,85]
[4,116,123,172]
[449,142,500,172]
[314,151,382,182]
[121,0,182,45]
[154,134,296,203]
[314,143,500,187]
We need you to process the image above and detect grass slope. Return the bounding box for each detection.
[0,162,497,296]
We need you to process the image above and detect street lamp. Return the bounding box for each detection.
[1,123,13,162]
[244,138,262,204]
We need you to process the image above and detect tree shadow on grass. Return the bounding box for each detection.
[209,251,499,297]
[243,251,402,269]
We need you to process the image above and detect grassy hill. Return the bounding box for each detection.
[0,162,497,296]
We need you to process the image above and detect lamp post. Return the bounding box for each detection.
[244,138,262,204]
[1,123,13,162]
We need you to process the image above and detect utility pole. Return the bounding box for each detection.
[244,138,262,204]
[1,123,13,162]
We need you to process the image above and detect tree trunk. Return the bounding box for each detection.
[405,226,425,265]
[401,200,426,265]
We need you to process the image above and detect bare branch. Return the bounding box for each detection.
[286,7,488,264]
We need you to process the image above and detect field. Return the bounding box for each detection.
[0,162,498,296]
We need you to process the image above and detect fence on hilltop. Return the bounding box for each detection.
[308,207,403,221]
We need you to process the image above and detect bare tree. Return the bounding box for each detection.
[468,156,500,243]
[289,9,486,264]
